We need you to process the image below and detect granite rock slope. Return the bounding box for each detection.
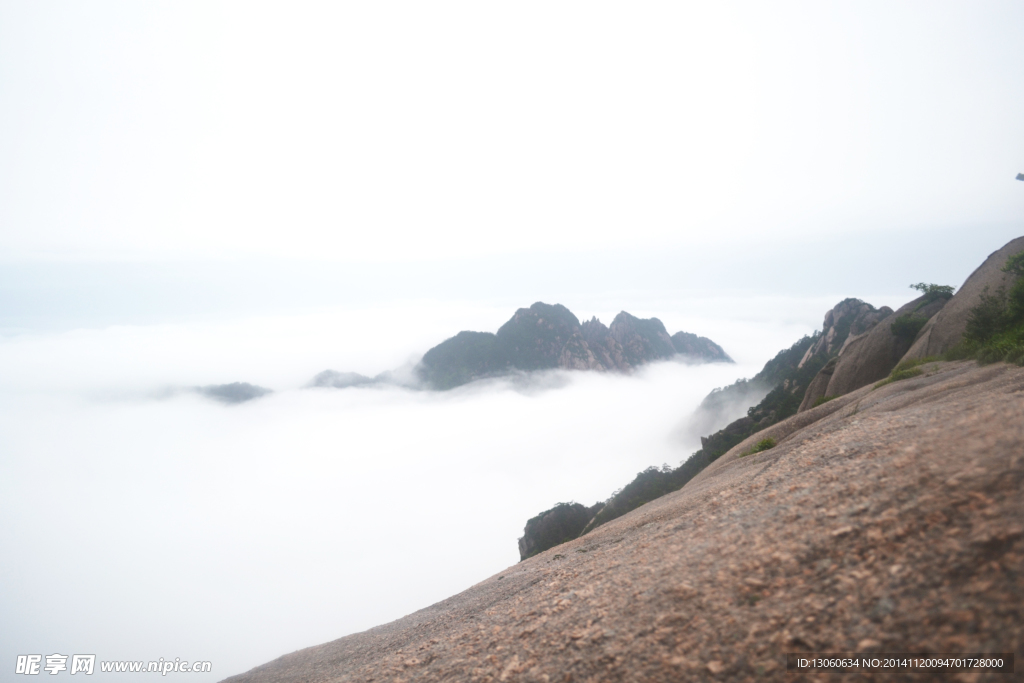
[222,359,1024,683]
[904,236,1024,360]
[798,294,948,410]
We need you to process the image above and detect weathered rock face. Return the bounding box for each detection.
[670,331,732,362]
[797,294,949,410]
[904,236,1024,360]
[494,303,595,372]
[797,356,838,411]
[580,317,628,370]
[608,312,677,368]
[693,298,888,442]
[415,303,733,389]
[418,331,507,390]
[517,502,603,561]
[796,298,892,369]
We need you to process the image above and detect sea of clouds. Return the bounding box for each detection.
[0,296,862,681]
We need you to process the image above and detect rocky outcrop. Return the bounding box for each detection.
[415,303,732,389]
[494,303,595,372]
[904,236,1024,360]
[608,312,677,368]
[796,298,891,369]
[418,331,508,390]
[517,502,603,561]
[796,356,838,411]
[223,360,1024,683]
[692,298,888,442]
[798,293,949,410]
[195,382,271,404]
[559,299,892,541]
[580,317,627,370]
[670,331,732,362]
[310,370,376,388]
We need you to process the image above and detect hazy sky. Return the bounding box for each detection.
[1,2,1023,682]
[1,1,1021,270]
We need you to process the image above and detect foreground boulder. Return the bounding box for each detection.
[222,360,1024,682]
[518,502,603,561]
[904,236,1024,359]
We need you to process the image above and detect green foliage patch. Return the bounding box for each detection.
[947,250,1024,366]
[743,437,777,456]
[873,357,938,388]
[890,314,928,342]
[910,282,955,304]
[812,395,838,407]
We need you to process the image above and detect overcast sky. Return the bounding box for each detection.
[1,1,1021,312]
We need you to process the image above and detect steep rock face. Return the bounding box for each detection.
[580,317,627,370]
[818,294,947,400]
[797,356,838,411]
[608,312,677,367]
[691,298,887,443]
[418,331,507,390]
[517,502,603,561]
[670,331,732,362]
[904,236,1024,359]
[494,303,595,372]
[796,298,892,369]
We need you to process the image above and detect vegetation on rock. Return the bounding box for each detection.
[518,502,602,560]
[947,251,1024,366]
[743,437,776,456]
[910,282,955,303]
[890,313,928,342]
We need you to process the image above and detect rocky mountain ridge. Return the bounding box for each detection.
[312,302,732,391]
[417,303,731,389]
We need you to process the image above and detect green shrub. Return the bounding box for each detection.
[890,314,928,342]
[910,282,955,303]
[874,357,938,388]
[742,437,776,456]
[812,395,838,407]
[950,250,1024,366]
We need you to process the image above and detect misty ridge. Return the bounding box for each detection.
[189,301,734,404]
[309,301,732,394]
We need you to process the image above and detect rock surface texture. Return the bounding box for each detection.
[222,360,1024,683]
[905,236,1024,359]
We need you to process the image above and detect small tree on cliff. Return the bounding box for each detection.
[910,283,955,303]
